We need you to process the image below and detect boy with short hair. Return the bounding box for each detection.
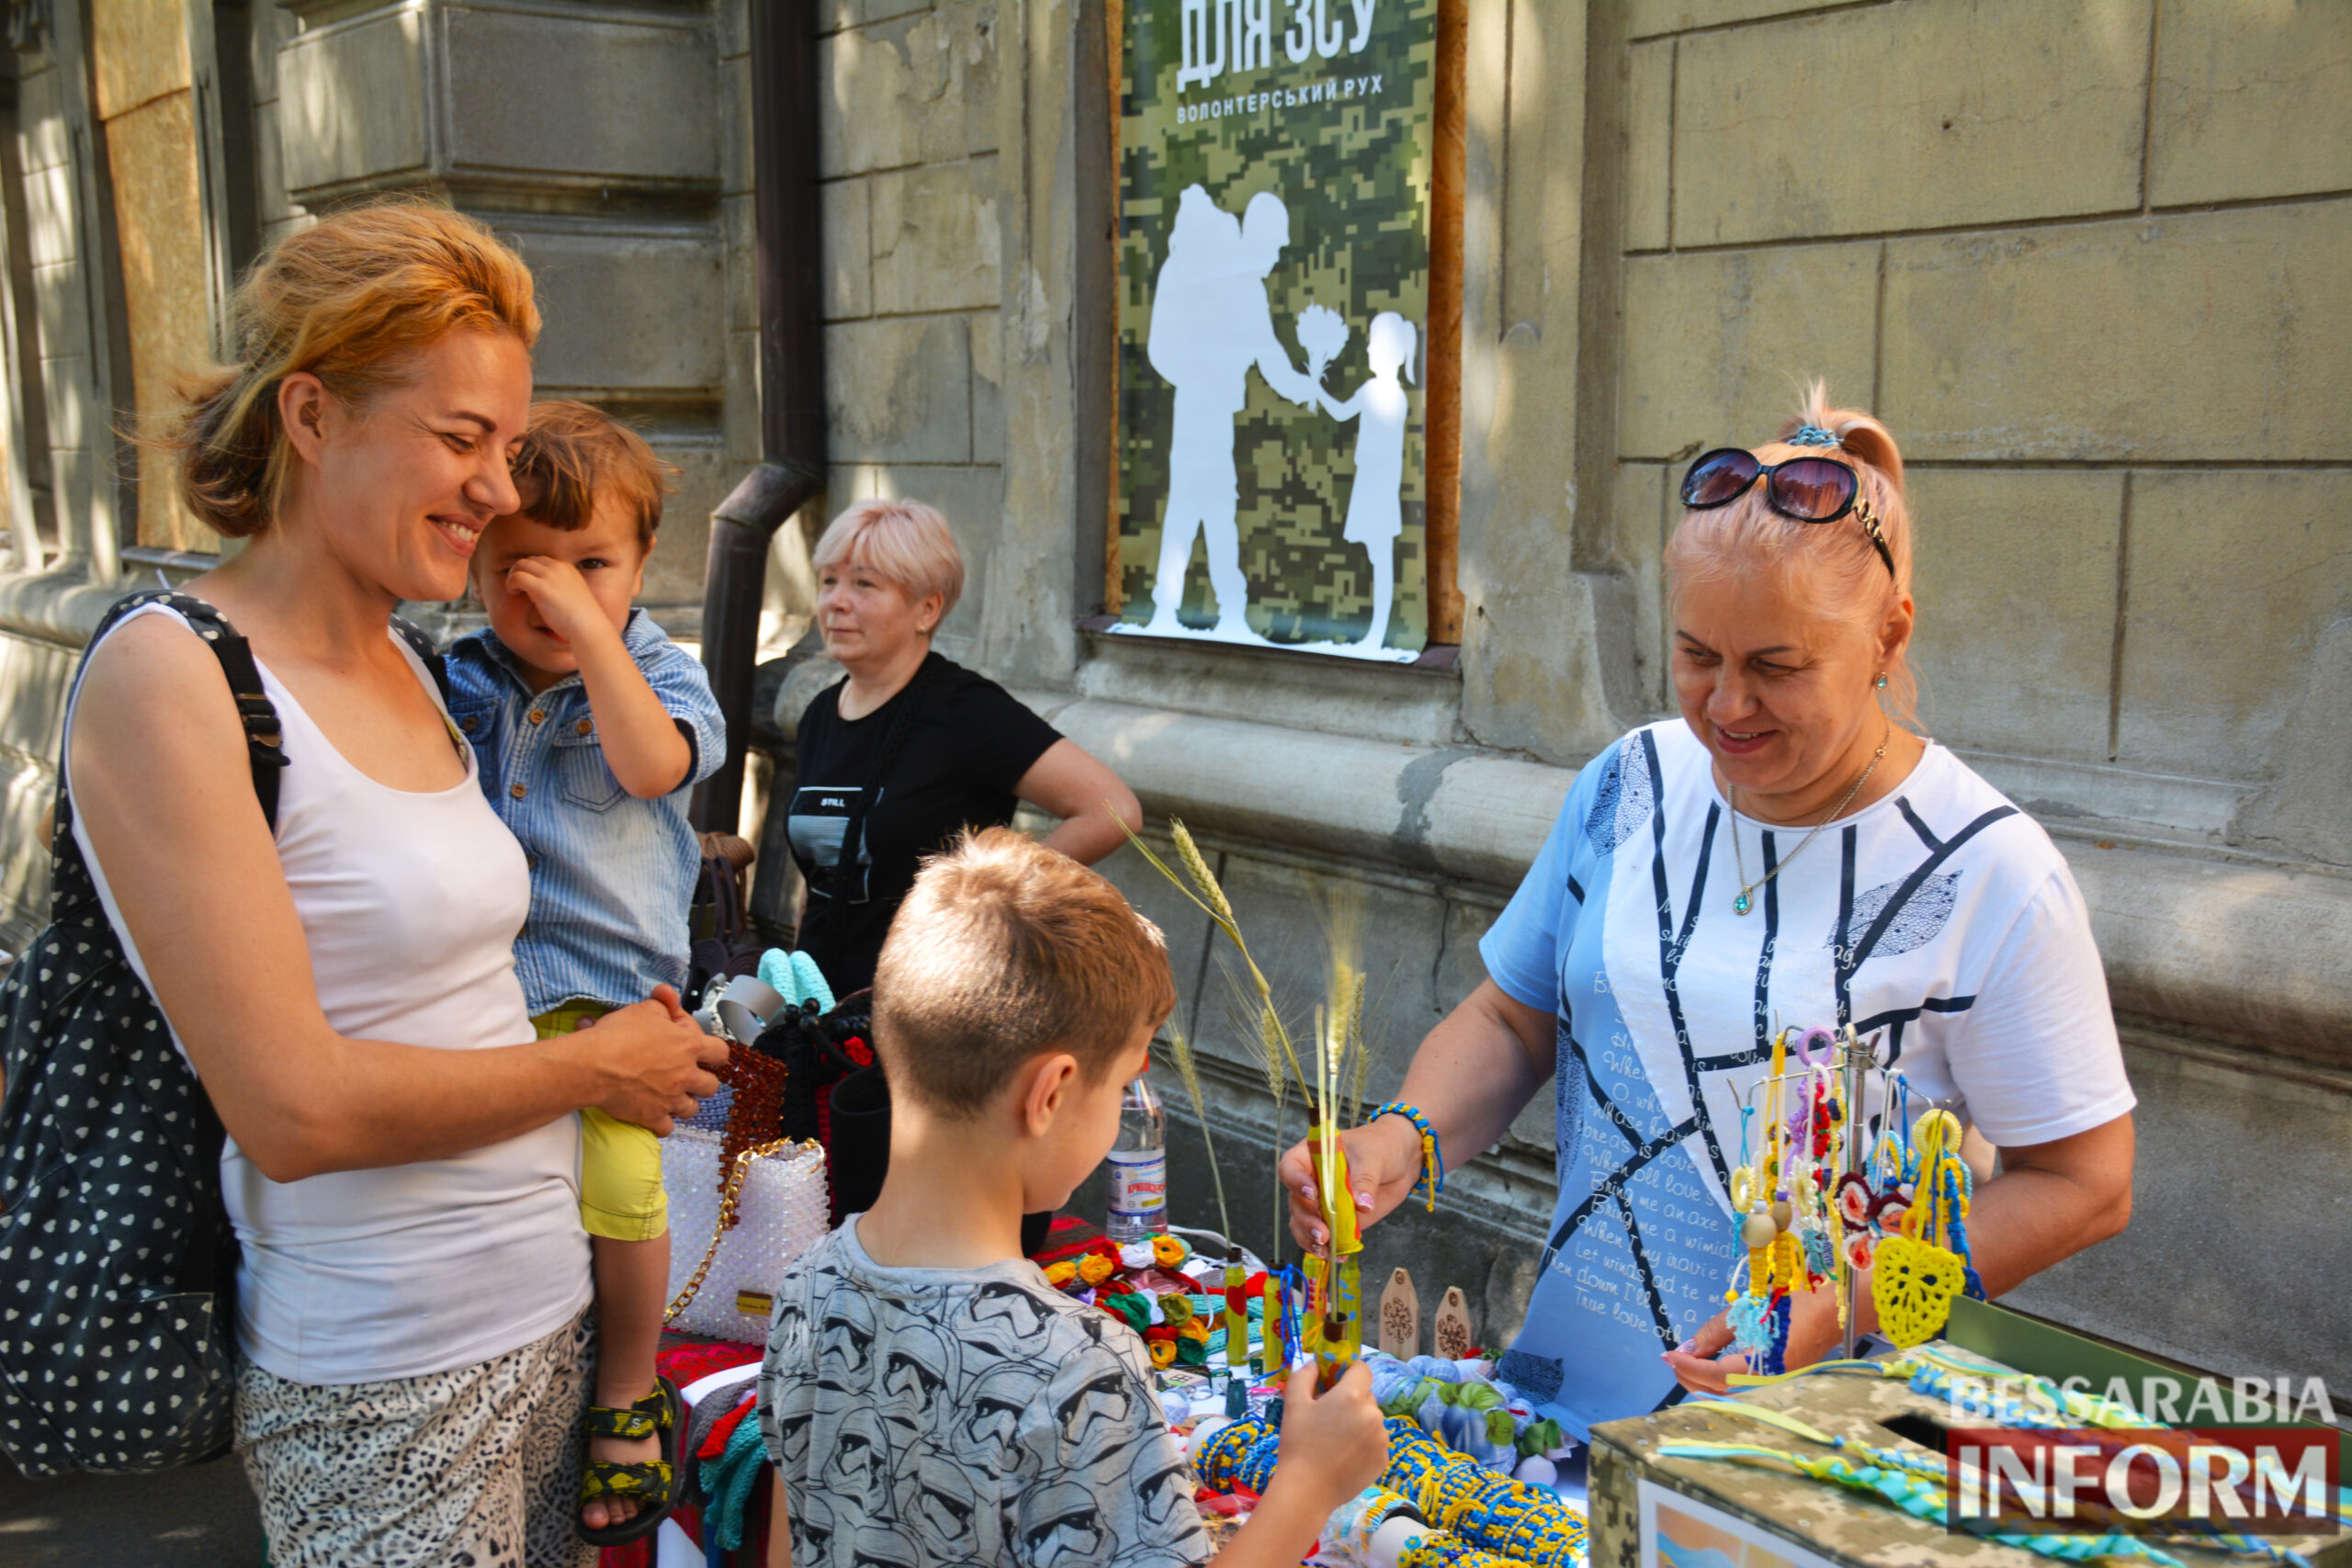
[758,828,1388,1568]
[447,400,727,1544]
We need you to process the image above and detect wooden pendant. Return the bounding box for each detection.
[1433,1286,1475,1360]
[1378,1267,1420,1358]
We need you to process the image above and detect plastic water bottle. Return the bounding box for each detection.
[1104,1073,1168,1241]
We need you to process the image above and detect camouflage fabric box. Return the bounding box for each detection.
[1587,1362,2348,1568]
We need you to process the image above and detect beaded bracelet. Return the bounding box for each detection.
[1369,1101,1444,1210]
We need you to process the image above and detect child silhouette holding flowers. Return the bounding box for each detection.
[1311,311,1416,651]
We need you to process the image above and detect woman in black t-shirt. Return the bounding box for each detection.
[786,499,1142,998]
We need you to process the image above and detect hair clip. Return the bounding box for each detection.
[1853,494,1891,554]
[1791,423,1840,447]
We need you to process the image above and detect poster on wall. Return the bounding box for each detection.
[1112,0,1440,661]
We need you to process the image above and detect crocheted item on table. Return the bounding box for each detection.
[1027,1212,1109,1265]
[655,1332,763,1391]
[1200,1416,1589,1567]
[697,1392,757,1461]
[699,1410,771,1551]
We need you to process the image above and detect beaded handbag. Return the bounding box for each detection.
[661,1128,829,1342]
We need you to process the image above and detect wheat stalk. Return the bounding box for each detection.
[1247,987,1292,1261]
[1118,816,1368,1262]
[1170,820,1235,928]
[1117,817,1314,1104]
[1346,971,1382,1127]
[1161,1023,1233,1250]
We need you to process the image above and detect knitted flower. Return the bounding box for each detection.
[1158,1293,1195,1328]
[1148,1337,1177,1370]
[1044,1258,1080,1290]
[1078,1251,1116,1288]
[1151,1234,1191,1269]
[1099,1291,1151,1333]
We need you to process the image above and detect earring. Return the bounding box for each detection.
[1873,671,1888,691]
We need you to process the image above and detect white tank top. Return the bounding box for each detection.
[65,603,591,1384]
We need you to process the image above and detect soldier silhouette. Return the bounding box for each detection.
[1142,185,1319,638]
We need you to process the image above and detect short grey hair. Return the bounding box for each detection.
[812,498,966,619]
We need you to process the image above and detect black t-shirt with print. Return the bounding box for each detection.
[788,653,1062,996]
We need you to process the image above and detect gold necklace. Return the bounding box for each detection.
[1727,717,1892,916]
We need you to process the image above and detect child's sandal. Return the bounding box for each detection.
[575,1376,686,1547]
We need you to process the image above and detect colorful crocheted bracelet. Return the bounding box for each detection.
[1370,1101,1445,1211]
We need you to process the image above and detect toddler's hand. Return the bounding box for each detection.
[503,556,608,648]
[1269,1360,1388,1517]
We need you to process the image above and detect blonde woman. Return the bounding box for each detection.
[786,499,1142,999]
[1283,387,2135,1439]
[66,202,724,1565]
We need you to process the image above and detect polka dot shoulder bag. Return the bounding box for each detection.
[0,592,289,1477]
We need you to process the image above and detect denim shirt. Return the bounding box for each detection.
[447,610,726,1016]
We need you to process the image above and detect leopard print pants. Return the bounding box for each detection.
[235,1309,599,1568]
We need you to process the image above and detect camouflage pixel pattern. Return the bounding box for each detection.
[1115,0,1436,652]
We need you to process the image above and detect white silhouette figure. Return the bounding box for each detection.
[1314,311,1414,651]
[1142,186,1319,638]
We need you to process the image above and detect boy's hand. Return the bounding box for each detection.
[504,555,616,650]
[1267,1360,1388,1515]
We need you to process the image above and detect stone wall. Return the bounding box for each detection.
[274,0,749,623]
[814,0,1009,658]
[1593,0,2352,863]
[0,0,138,954]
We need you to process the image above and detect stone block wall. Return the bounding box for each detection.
[274,0,746,625]
[1595,0,2352,871]
[813,1,1007,657]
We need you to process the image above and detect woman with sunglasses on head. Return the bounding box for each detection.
[1279,384,2135,1438]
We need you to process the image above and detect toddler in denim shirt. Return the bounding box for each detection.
[447,401,724,1546]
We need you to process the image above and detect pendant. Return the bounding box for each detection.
[1733,888,1754,916]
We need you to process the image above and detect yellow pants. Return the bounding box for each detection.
[534,1002,669,1242]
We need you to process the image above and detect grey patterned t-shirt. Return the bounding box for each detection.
[759,1221,1210,1568]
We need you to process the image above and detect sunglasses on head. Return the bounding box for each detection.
[1679,447,1895,578]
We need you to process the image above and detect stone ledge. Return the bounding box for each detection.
[0,563,136,649]
[1031,694,2352,1066]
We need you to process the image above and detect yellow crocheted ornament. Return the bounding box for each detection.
[1077,1252,1116,1287]
[1871,1233,1964,1347]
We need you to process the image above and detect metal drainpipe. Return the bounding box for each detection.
[692,0,825,834]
